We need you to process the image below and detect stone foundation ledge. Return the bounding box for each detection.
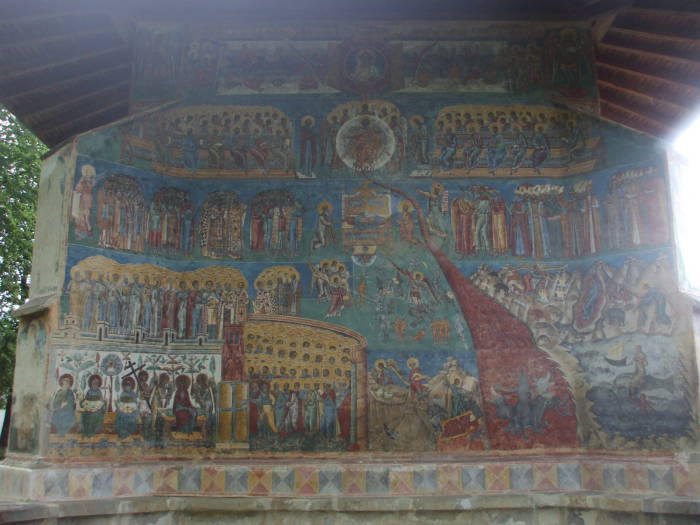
[2,456,699,502]
[2,494,700,524]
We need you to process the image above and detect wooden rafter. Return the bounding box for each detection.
[0,9,101,25]
[600,99,671,137]
[613,7,700,38]
[21,81,131,123]
[0,28,111,52]
[0,63,131,101]
[607,26,700,46]
[598,79,691,117]
[597,42,700,70]
[0,45,128,81]
[39,100,130,137]
[597,44,700,87]
[596,62,700,101]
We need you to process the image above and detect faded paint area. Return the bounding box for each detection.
[29,146,73,298]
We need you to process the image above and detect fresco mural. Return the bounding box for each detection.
[132,26,597,103]
[20,20,692,461]
[68,159,670,263]
[467,251,695,448]
[51,137,690,458]
[117,102,602,180]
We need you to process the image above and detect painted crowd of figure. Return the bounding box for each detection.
[249,190,304,254]
[251,266,302,316]
[470,253,676,347]
[66,270,249,341]
[72,173,308,259]
[369,356,485,451]
[117,99,600,180]
[309,259,352,318]
[470,252,693,443]
[52,363,218,444]
[73,167,667,268]
[121,106,295,173]
[133,28,593,101]
[199,191,247,258]
[51,364,354,447]
[434,108,594,174]
[404,170,670,260]
[248,379,352,444]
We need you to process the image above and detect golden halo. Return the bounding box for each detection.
[411,115,424,126]
[317,201,333,214]
[81,164,96,178]
[407,357,419,369]
[412,271,424,281]
[374,359,386,370]
[400,200,414,212]
[301,115,316,127]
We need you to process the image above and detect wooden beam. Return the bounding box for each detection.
[597,42,700,69]
[607,25,700,46]
[604,26,700,62]
[21,81,131,123]
[39,99,129,136]
[0,28,109,52]
[614,7,700,39]
[600,99,671,137]
[627,6,700,21]
[600,99,670,128]
[597,79,690,115]
[596,44,700,87]
[0,45,128,81]
[596,61,700,100]
[0,63,130,101]
[0,8,100,25]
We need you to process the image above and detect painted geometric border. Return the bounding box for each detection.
[1,459,698,502]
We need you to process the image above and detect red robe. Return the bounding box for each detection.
[337,390,352,439]
[452,199,474,255]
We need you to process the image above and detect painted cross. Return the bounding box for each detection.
[123,360,151,410]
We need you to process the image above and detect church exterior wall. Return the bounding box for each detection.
[1,16,698,523]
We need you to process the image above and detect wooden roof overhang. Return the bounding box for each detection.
[0,0,698,147]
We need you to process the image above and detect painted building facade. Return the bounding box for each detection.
[2,16,698,523]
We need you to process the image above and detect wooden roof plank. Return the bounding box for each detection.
[598,82,687,125]
[596,44,700,87]
[0,45,129,81]
[614,7,700,39]
[38,99,130,137]
[41,103,130,146]
[21,81,131,124]
[596,63,700,112]
[600,99,671,136]
[604,26,700,62]
[607,25,700,46]
[596,61,700,98]
[597,42,700,69]
[597,78,691,114]
[0,63,131,102]
[0,28,111,52]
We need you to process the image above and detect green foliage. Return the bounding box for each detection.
[0,107,47,407]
